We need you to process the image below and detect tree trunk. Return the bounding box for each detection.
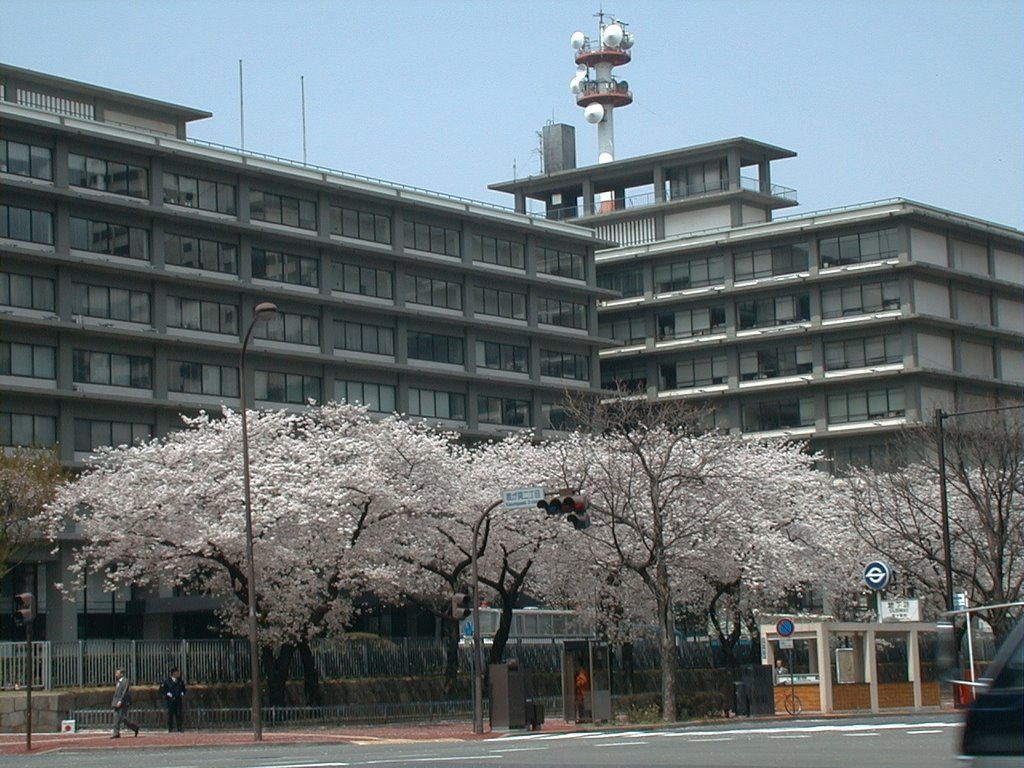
[443,615,462,699]
[658,592,678,721]
[297,641,323,707]
[263,644,295,708]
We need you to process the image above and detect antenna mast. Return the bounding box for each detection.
[569,12,634,164]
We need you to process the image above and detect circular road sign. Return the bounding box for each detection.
[863,560,892,591]
[776,618,795,638]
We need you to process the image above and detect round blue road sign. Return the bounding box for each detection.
[776,618,795,637]
[863,560,892,591]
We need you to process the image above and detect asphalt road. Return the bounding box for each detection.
[0,714,967,768]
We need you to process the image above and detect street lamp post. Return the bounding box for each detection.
[239,301,276,742]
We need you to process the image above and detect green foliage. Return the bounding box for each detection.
[0,447,67,579]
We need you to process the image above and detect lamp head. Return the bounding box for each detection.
[253,301,277,317]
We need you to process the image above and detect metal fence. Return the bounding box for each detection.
[1,635,748,691]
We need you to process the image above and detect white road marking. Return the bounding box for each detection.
[595,740,650,747]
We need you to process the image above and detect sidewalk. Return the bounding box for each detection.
[0,720,577,756]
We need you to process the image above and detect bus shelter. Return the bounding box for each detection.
[759,618,941,714]
[561,640,611,723]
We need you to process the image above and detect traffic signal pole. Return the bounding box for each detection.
[470,499,502,735]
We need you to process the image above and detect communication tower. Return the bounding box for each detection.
[570,12,634,164]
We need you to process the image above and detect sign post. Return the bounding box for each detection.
[863,560,892,621]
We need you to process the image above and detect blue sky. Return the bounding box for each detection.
[4,0,1022,228]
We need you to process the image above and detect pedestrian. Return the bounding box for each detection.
[574,657,590,722]
[160,666,186,732]
[111,668,139,738]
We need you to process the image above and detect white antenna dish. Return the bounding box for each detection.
[602,23,623,47]
[620,31,635,49]
[570,31,586,50]
[576,64,588,76]
[584,102,605,123]
[570,74,585,94]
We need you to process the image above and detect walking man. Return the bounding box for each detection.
[111,668,139,738]
[160,666,186,732]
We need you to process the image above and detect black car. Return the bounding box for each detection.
[961,615,1024,765]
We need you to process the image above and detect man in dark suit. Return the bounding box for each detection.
[159,667,187,732]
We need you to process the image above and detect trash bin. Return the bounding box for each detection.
[489,662,528,730]
[525,699,545,730]
[733,681,750,717]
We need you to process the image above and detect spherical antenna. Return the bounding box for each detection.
[602,23,623,47]
[620,31,635,49]
[576,64,588,76]
[570,74,585,94]
[570,31,586,50]
[584,103,605,124]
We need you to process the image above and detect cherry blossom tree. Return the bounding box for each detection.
[846,405,1024,641]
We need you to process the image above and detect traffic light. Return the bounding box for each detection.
[13,593,35,626]
[537,496,590,530]
[451,592,471,620]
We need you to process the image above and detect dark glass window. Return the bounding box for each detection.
[0,205,53,244]
[821,281,900,318]
[73,283,151,323]
[328,204,392,244]
[408,331,464,365]
[167,297,238,335]
[537,246,585,280]
[824,334,902,371]
[252,248,319,287]
[70,217,148,259]
[540,350,590,381]
[476,341,529,373]
[69,153,147,198]
[255,370,321,404]
[734,244,809,281]
[741,397,815,432]
[73,350,152,388]
[655,306,726,340]
[0,272,55,310]
[408,388,466,420]
[478,396,531,427]
[1,140,53,180]
[334,320,394,355]
[250,190,317,230]
[472,234,525,269]
[165,233,238,274]
[653,255,725,292]
[538,297,588,330]
[0,342,56,378]
[163,172,236,214]
[74,419,151,451]
[473,286,526,320]
[739,344,813,381]
[333,261,394,299]
[661,354,728,390]
[333,380,395,412]
[403,220,461,257]
[819,228,899,268]
[168,361,239,397]
[828,387,905,423]
[255,311,320,346]
[1,412,57,448]
[599,267,646,297]
[407,276,462,310]
[737,294,810,329]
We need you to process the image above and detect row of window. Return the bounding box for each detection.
[600,229,901,296]
[607,332,905,391]
[1,140,585,273]
[0,383,909,451]
[608,280,903,344]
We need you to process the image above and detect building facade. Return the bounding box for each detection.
[0,65,609,640]
[492,134,1024,468]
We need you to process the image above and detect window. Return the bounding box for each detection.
[163,172,236,214]
[250,190,317,229]
[599,267,645,297]
[601,315,646,344]
[661,354,727,390]
[407,276,462,310]
[74,419,151,451]
[408,331,464,365]
[1,140,52,180]
[653,255,725,292]
[824,333,902,371]
[821,281,901,318]
[657,306,727,340]
[73,283,151,323]
[542,401,577,431]
[328,204,392,244]
[734,243,809,281]
[472,234,525,269]
[538,297,588,330]
[334,380,395,413]
[1,412,56,447]
[537,246,585,280]
[739,344,813,381]
[473,286,526,320]
[737,294,810,329]
[0,342,56,379]
[252,248,319,288]
[819,228,899,268]
[0,272,55,310]
[255,311,320,346]
[73,350,152,388]
[477,341,529,373]
[70,217,148,259]
[828,386,905,423]
[478,396,531,427]
[540,350,590,381]
[165,234,238,274]
[601,362,647,391]
[68,153,147,198]
[332,261,393,299]
[255,370,321,404]
[403,220,461,257]
[409,387,465,420]
[741,397,815,432]
[334,320,394,355]
[168,361,238,397]
[0,205,53,244]
[167,296,238,335]
[680,159,727,196]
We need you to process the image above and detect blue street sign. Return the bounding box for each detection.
[863,560,892,591]
[776,618,795,638]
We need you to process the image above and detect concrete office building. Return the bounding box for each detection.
[0,64,609,640]
[492,129,1024,467]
